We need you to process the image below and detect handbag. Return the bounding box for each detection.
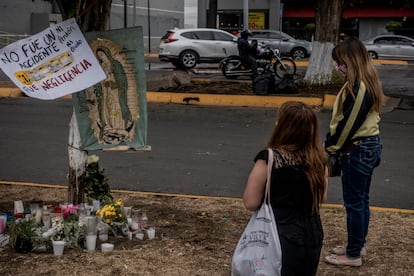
[328,152,341,177]
[231,149,282,276]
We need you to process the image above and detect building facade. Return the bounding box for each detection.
[197,0,414,41]
[110,0,184,53]
[0,0,61,48]
[0,0,184,53]
[1,0,413,52]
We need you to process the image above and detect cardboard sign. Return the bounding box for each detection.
[0,18,105,100]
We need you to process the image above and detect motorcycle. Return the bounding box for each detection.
[219,45,296,80]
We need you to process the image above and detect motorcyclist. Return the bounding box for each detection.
[237,30,258,78]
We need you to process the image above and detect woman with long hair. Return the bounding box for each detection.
[324,37,383,267]
[243,101,328,276]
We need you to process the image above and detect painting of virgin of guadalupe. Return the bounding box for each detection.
[85,38,139,145]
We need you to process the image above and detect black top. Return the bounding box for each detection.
[255,149,323,247]
[237,37,252,57]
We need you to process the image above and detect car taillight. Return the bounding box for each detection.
[163,33,178,43]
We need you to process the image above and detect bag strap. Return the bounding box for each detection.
[264,148,274,205]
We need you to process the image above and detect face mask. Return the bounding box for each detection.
[334,64,347,74]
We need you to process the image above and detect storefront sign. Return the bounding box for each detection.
[248,12,265,29]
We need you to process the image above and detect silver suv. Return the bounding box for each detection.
[159,28,238,69]
[249,30,312,60]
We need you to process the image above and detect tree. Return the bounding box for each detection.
[52,0,113,204]
[304,0,345,85]
[53,0,112,31]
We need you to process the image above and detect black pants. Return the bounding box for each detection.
[279,236,322,276]
[240,55,257,77]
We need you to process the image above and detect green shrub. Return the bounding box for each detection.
[386,21,402,32]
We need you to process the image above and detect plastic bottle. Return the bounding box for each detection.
[42,206,51,230]
[141,212,148,229]
[51,207,63,228]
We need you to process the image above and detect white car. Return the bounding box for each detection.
[159,28,239,69]
[363,34,414,61]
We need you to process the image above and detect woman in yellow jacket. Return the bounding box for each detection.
[324,37,384,267]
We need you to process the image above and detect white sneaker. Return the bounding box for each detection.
[325,254,362,267]
[332,245,367,257]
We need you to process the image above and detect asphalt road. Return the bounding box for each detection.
[0,97,413,210]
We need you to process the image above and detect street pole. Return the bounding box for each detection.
[148,0,151,53]
[133,0,136,26]
[243,0,248,30]
[124,0,127,28]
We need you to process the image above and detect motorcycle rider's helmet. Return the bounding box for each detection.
[240,30,252,39]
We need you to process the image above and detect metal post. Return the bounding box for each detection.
[124,0,127,28]
[133,0,136,26]
[279,3,284,32]
[243,0,248,30]
[148,0,151,53]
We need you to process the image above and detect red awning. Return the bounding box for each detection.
[283,7,414,18]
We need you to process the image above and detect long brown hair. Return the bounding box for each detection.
[267,101,327,213]
[332,36,384,112]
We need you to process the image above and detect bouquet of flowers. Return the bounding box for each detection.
[61,203,80,221]
[60,204,81,247]
[96,199,128,237]
[48,204,82,248]
[84,154,113,203]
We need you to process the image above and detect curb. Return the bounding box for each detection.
[144,53,159,58]
[1,181,413,214]
[0,85,331,108]
[0,88,403,111]
[146,91,326,108]
[0,87,23,98]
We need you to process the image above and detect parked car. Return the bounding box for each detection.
[248,29,312,60]
[159,28,238,69]
[363,34,414,61]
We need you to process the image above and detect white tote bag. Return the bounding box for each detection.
[232,149,282,276]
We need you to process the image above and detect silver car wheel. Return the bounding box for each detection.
[180,50,198,69]
[368,51,378,59]
[291,48,306,60]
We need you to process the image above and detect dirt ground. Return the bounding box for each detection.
[0,75,411,275]
[156,77,339,97]
[0,184,413,276]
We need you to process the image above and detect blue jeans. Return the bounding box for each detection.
[340,135,382,258]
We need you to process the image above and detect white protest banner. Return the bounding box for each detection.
[0,18,106,100]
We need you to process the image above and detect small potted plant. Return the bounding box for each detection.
[9,219,37,253]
